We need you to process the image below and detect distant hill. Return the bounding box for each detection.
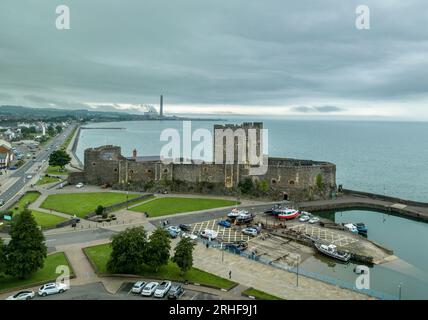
[0,105,153,122]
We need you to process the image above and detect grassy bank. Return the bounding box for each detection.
[0,252,73,292]
[84,243,236,290]
[130,197,239,217]
[45,165,69,176]
[41,192,140,217]
[242,287,284,300]
[36,176,62,186]
[9,192,67,229]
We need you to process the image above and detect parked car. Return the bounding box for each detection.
[0,199,4,206]
[299,215,310,222]
[26,175,32,179]
[131,281,147,294]
[168,284,184,299]
[166,226,181,234]
[141,282,159,296]
[241,227,258,237]
[181,232,198,241]
[75,182,84,188]
[38,282,68,297]
[218,220,231,228]
[179,224,191,231]
[6,290,35,300]
[309,217,320,224]
[200,229,218,240]
[154,281,172,298]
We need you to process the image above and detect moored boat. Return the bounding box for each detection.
[277,209,300,220]
[314,242,351,262]
[355,222,368,234]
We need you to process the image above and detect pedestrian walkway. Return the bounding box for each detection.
[192,243,370,300]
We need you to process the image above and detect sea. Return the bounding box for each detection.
[76,119,428,299]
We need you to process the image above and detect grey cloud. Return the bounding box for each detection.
[291,106,345,113]
[0,0,427,113]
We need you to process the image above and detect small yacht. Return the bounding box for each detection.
[227,208,249,218]
[343,223,358,233]
[277,209,300,220]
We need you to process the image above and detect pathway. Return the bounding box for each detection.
[192,243,370,300]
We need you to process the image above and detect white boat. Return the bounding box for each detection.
[314,243,351,262]
[227,208,249,218]
[343,223,358,233]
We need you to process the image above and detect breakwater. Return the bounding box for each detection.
[298,189,428,222]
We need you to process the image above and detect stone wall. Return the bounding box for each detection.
[70,144,336,201]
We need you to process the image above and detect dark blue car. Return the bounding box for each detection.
[218,220,231,228]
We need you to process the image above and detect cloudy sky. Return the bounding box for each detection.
[0,0,427,119]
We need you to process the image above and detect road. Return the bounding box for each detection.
[0,124,76,207]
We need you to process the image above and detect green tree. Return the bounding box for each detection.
[49,149,71,170]
[55,125,63,134]
[172,237,195,275]
[107,226,148,274]
[0,238,6,274]
[95,205,105,216]
[47,125,56,136]
[238,178,254,194]
[146,228,171,272]
[315,173,323,190]
[5,209,47,279]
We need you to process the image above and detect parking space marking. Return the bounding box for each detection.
[288,223,358,247]
[190,218,251,243]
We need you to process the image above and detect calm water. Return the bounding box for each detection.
[77,119,428,202]
[76,119,428,299]
[305,209,428,300]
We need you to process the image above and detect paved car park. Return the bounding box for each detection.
[288,223,359,247]
[117,282,220,300]
[19,281,220,300]
[190,218,251,243]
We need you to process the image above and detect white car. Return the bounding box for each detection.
[181,233,198,241]
[38,282,68,297]
[26,175,32,179]
[75,182,84,188]
[241,227,258,236]
[299,215,310,222]
[344,223,358,233]
[6,290,35,300]
[141,282,159,296]
[309,217,320,224]
[200,229,218,240]
[154,281,172,298]
[131,281,147,294]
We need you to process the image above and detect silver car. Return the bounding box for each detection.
[6,290,35,300]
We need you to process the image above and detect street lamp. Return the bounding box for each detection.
[296,261,299,287]
[398,283,402,300]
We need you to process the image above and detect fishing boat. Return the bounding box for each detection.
[227,208,249,218]
[355,223,368,234]
[235,212,254,224]
[277,209,300,220]
[314,243,351,262]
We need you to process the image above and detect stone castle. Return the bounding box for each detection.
[69,123,336,201]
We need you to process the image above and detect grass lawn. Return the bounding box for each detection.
[45,165,68,176]
[36,176,62,186]
[129,197,239,217]
[0,252,73,292]
[8,191,67,228]
[243,287,284,300]
[41,192,141,217]
[84,243,236,290]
